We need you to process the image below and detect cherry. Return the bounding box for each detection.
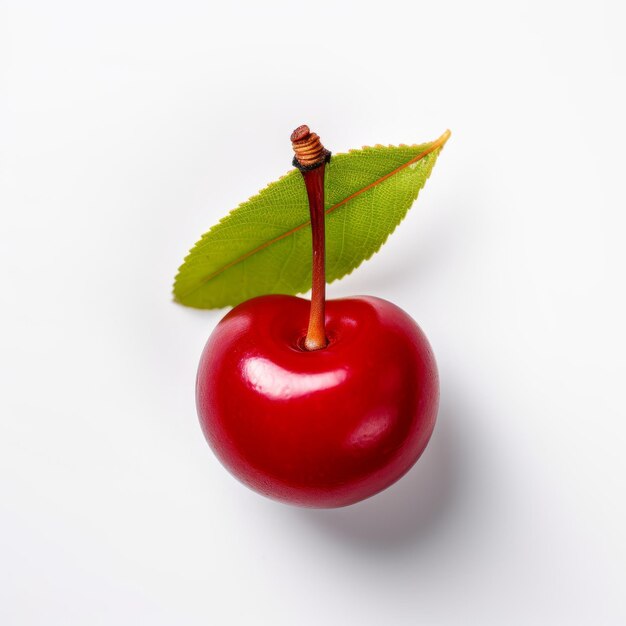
[195,125,439,507]
[196,294,438,507]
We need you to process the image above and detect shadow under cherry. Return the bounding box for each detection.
[289,392,473,554]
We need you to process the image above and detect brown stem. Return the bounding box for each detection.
[291,125,331,351]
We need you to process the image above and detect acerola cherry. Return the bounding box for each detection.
[196,294,438,507]
[195,125,439,507]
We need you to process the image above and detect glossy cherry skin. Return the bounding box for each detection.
[196,295,438,508]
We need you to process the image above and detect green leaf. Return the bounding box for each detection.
[173,130,450,309]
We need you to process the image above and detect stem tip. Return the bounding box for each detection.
[291,124,330,170]
[290,125,311,142]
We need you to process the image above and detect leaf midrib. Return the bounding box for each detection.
[176,130,450,300]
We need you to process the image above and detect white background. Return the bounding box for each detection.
[1,0,625,624]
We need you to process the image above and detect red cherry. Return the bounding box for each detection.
[196,294,438,508]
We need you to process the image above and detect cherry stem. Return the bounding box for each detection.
[291,125,331,351]
[302,165,327,350]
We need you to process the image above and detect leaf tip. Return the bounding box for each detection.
[438,129,452,147]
